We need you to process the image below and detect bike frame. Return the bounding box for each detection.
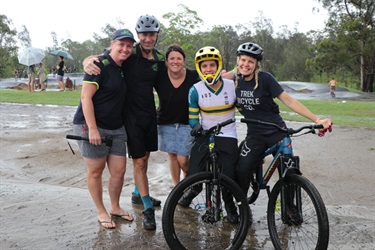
[256,135,304,224]
[205,136,222,221]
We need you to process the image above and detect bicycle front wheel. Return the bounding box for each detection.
[162,172,250,250]
[267,174,329,250]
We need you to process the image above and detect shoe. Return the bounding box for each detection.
[142,208,156,230]
[131,192,161,207]
[225,203,239,224]
[178,189,197,207]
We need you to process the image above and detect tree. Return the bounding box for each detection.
[17,25,31,49]
[0,14,18,78]
[206,25,239,71]
[160,4,204,68]
[318,0,375,92]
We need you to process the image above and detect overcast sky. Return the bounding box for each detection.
[3,0,328,49]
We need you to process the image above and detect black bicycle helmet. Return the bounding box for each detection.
[135,14,160,33]
[236,42,263,61]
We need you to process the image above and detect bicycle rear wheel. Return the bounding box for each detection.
[162,172,250,250]
[267,174,329,250]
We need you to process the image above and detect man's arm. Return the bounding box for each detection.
[83,55,101,75]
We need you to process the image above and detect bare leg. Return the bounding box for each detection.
[168,153,180,185]
[177,154,189,181]
[84,156,115,229]
[133,153,150,197]
[107,154,131,217]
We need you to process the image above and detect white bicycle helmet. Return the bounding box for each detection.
[135,14,160,33]
[237,42,263,61]
[195,46,223,86]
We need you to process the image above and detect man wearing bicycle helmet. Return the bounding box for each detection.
[83,14,165,231]
[178,46,240,224]
[223,42,332,202]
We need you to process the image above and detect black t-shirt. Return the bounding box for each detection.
[73,52,127,129]
[121,44,166,118]
[155,68,199,124]
[235,71,286,135]
[57,61,64,76]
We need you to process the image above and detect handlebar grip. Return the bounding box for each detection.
[66,135,87,141]
[220,117,236,127]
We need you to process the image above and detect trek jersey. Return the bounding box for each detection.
[188,78,237,139]
[155,68,199,125]
[121,44,165,117]
[235,71,286,135]
[73,52,126,130]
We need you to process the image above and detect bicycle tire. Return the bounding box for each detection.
[162,172,251,250]
[267,174,329,250]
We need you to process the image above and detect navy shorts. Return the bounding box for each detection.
[73,124,127,158]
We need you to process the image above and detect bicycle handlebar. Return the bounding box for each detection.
[201,117,236,137]
[240,118,323,135]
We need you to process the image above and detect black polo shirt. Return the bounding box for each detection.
[73,52,127,130]
[122,44,166,117]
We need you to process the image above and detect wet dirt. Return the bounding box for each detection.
[0,102,374,249]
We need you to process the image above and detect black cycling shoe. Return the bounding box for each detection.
[225,203,239,224]
[131,192,161,207]
[142,208,156,230]
[178,189,197,207]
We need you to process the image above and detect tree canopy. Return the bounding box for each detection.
[1,3,374,91]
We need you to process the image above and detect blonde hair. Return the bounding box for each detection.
[234,61,261,90]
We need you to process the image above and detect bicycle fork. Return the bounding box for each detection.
[202,139,222,223]
[280,155,303,226]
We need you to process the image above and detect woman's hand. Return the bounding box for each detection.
[316,118,333,137]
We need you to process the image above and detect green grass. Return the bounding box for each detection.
[1,89,374,127]
[0,89,81,106]
[275,99,375,127]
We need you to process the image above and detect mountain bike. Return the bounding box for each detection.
[240,118,330,250]
[162,118,251,250]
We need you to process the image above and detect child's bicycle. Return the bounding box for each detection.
[162,118,251,250]
[240,118,330,250]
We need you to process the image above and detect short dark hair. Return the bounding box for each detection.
[166,45,186,60]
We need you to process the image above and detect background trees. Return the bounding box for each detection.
[1,3,373,92]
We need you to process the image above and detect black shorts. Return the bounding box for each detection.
[125,116,157,159]
[188,136,238,181]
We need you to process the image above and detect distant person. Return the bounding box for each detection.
[52,67,56,77]
[27,64,36,92]
[37,63,47,91]
[56,56,65,91]
[65,77,73,91]
[328,77,337,97]
[14,69,19,81]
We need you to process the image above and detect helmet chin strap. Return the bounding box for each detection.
[140,45,151,55]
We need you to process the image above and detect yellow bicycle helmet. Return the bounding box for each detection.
[195,46,223,86]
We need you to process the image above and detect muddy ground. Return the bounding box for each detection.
[0,102,374,249]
